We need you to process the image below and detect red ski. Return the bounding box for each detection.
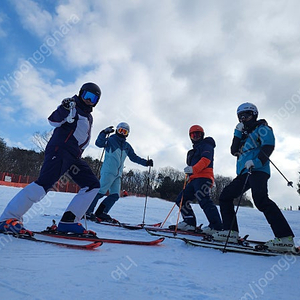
[35,230,164,246]
[1,232,102,250]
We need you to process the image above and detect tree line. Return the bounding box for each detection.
[0,135,257,207]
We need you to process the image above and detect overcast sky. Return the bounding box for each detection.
[0,0,299,209]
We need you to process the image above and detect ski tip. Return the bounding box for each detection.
[151,237,165,245]
[84,241,103,249]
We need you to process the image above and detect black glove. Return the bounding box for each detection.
[62,98,76,110]
[103,126,114,134]
[146,159,153,167]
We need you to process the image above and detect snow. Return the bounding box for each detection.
[0,185,299,300]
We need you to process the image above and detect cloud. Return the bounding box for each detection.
[12,0,53,37]
[0,13,8,38]
[1,0,300,208]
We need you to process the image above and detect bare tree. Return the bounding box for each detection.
[32,130,53,152]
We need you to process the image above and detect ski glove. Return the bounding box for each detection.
[103,126,114,134]
[62,98,76,110]
[146,159,153,167]
[184,166,193,174]
[235,122,244,132]
[245,160,254,169]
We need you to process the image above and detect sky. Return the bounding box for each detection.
[0,0,299,208]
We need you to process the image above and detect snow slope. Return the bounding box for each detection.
[0,185,299,300]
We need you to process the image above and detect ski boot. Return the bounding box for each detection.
[212,230,239,244]
[85,212,96,221]
[263,236,298,253]
[201,226,219,236]
[0,219,33,236]
[95,212,119,224]
[57,222,96,236]
[169,221,196,231]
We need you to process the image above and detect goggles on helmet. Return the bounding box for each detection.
[81,90,100,104]
[117,127,129,136]
[190,131,203,140]
[238,111,253,122]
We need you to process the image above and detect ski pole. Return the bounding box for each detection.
[248,134,293,187]
[95,148,105,179]
[141,159,152,227]
[160,175,188,229]
[222,169,252,253]
[85,131,112,229]
[267,157,293,187]
[160,203,176,228]
[95,132,111,179]
[66,101,76,123]
[174,174,188,236]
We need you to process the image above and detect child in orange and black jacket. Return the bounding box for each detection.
[172,125,223,233]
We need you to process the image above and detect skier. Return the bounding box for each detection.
[0,82,101,235]
[213,102,296,253]
[122,190,129,197]
[85,122,153,221]
[171,125,223,233]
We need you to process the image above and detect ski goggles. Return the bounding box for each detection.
[189,131,202,140]
[81,90,100,104]
[117,127,129,136]
[238,111,253,122]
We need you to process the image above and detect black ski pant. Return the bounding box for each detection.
[175,177,222,230]
[219,171,294,238]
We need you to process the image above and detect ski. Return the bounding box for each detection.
[145,227,207,239]
[91,218,162,230]
[121,222,162,230]
[185,239,300,257]
[0,232,102,250]
[35,230,165,246]
[146,229,300,257]
[146,228,206,242]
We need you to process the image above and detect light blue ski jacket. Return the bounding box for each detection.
[95,132,148,177]
[233,121,275,176]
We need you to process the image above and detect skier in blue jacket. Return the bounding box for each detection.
[0,82,101,235]
[213,102,296,253]
[86,122,153,222]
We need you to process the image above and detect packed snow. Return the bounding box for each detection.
[0,185,299,300]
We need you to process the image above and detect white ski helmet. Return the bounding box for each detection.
[237,102,258,116]
[116,122,130,137]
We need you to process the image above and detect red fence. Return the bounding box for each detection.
[0,172,79,193]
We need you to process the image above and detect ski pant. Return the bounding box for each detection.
[0,146,100,223]
[219,171,294,238]
[86,172,121,214]
[175,177,222,230]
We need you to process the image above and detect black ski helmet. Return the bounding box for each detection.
[79,82,101,107]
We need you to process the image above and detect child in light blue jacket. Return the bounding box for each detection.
[86,122,153,221]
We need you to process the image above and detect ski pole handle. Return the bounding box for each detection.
[67,107,75,123]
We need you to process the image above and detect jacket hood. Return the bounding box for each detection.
[74,95,93,113]
[193,136,216,148]
[245,119,268,133]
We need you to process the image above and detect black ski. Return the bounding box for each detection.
[91,217,162,230]
[144,226,206,237]
[146,229,300,256]
[185,239,300,257]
